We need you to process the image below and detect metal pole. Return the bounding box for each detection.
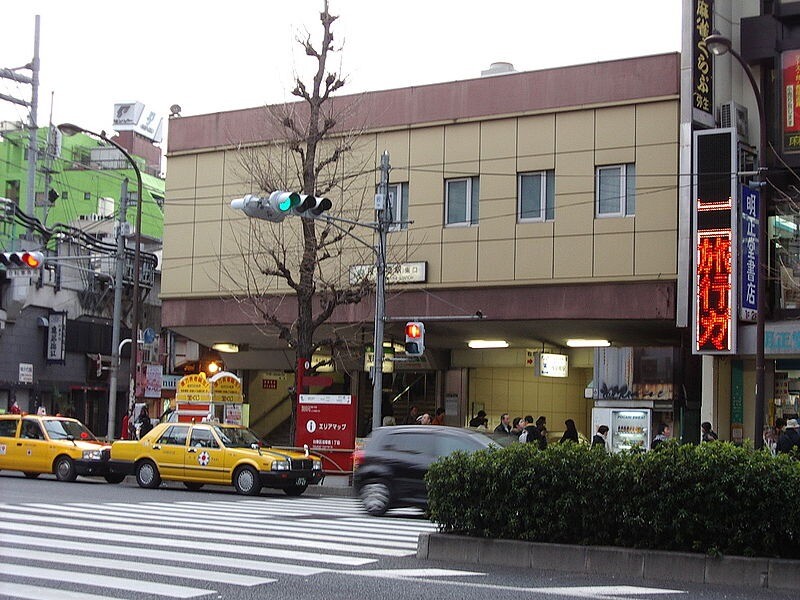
[107,178,129,439]
[130,157,143,410]
[371,151,390,432]
[24,15,40,235]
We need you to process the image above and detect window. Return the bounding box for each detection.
[157,425,189,446]
[84,192,91,201]
[387,183,409,231]
[21,420,44,440]
[190,428,219,449]
[518,171,555,222]
[445,176,479,226]
[437,434,485,456]
[596,164,635,217]
[0,419,18,437]
[384,432,435,456]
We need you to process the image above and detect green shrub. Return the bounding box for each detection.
[425,441,800,558]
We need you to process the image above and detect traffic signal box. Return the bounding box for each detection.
[1,251,45,269]
[230,192,332,222]
[405,321,425,356]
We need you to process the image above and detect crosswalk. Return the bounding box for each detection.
[0,495,437,599]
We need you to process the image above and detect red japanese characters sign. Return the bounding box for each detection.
[782,49,800,152]
[696,233,732,351]
[295,394,357,472]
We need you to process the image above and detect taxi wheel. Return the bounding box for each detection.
[135,460,162,489]
[104,473,126,484]
[233,466,262,496]
[23,472,40,479]
[283,483,308,497]
[360,481,391,516]
[184,482,204,491]
[54,456,78,482]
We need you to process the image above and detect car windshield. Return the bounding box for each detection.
[213,426,260,448]
[44,419,96,441]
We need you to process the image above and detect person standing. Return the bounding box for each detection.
[417,413,432,425]
[700,421,719,442]
[469,410,487,428]
[776,419,800,454]
[651,423,671,449]
[404,405,419,425]
[137,405,154,438]
[431,407,446,426]
[510,417,524,436]
[559,419,579,444]
[592,425,609,449]
[535,416,548,449]
[494,413,512,435]
[9,399,21,414]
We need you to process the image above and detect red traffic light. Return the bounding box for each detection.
[405,322,423,339]
[21,252,42,268]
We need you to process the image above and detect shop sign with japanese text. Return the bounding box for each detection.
[740,185,759,322]
[295,394,356,472]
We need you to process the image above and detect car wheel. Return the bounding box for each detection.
[233,466,262,496]
[54,456,77,482]
[104,473,126,484]
[135,460,161,489]
[360,481,391,516]
[184,482,204,491]
[23,472,40,479]
[283,483,308,497]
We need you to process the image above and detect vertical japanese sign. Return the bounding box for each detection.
[693,129,737,354]
[782,49,800,152]
[46,311,66,364]
[295,394,356,472]
[693,0,714,119]
[740,185,759,321]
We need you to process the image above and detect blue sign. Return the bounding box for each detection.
[740,185,759,322]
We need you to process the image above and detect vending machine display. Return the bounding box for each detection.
[592,407,652,453]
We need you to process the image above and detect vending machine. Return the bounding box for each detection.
[591,407,652,453]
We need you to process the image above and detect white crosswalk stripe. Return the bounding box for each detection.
[0,495,434,600]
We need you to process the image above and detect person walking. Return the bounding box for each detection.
[431,407,446,426]
[592,425,609,449]
[651,423,671,449]
[137,405,154,438]
[494,413,512,435]
[700,421,719,442]
[559,419,579,444]
[776,419,800,454]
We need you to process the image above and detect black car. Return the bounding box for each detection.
[353,425,497,516]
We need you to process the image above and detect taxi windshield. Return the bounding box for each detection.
[44,419,96,441]
[213,426,260,448]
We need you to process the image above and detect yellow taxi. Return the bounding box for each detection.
[109,421,324,496]
[0,414,123,483]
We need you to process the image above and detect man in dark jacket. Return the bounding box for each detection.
[494,413,512,435]
[523,415,545,449]
[777,419,800,454]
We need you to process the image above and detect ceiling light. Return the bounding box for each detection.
[212,343,239,353]
[566,339,610,348]
[468,340,509,349]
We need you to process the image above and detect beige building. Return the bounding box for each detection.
[162,53,685,440]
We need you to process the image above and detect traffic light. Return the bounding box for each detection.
[405,321,425,356]
[293,194,332,219]
[1,251,45,270]
[230,192,301,223]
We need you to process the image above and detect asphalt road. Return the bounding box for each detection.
[0,472,794,600]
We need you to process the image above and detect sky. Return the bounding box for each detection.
[0,1,683,148]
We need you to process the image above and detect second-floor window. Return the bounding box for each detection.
[387,182,409,231]
[445,176,479,227]
[518,171,555,222]
[596,163,635,217]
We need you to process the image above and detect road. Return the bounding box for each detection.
[0,473,793,600]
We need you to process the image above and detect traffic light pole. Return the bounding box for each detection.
[371,151,391,432]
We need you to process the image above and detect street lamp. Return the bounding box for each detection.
[704,33,769,448]
[58,122,144,439]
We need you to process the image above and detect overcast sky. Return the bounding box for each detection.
[1,1,682,146]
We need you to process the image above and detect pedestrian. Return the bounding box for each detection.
[137,405,154,438]
[382,415,397,426]
[651,422,671,449]
[404,405,419,425]
[535,416,548,449]
[468,410,487,428]
[9,399,21,414]
[120,407,133,440]
[510,417,524,436]
[592,425,609,450]
[700,421,718,442]
[417,413,432,425]
[381,392,394,425]
[494,413,512,435]
[431,407,446,426]
[523,415,546,449]
[776,418,800,455]
[559,419,579,444]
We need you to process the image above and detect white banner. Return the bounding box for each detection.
[46,312,66,363]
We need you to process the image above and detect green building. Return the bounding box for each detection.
[0,123,164,249]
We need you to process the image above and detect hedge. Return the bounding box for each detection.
[425,441,800,559]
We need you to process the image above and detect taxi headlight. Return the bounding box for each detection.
[312,460,322,470]
[271,460,290,471]
[82,449,104,461]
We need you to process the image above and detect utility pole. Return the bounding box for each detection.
[107,179,129,439]
[371,151,391,432]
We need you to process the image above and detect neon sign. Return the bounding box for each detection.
[696,232,732,350]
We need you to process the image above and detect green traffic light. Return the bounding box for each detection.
[278,193,301,212]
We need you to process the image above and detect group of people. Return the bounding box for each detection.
[765,418,800,455]
[119,405,153,440]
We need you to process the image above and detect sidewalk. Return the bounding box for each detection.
[305,473,354,497]
[417,533,800,592]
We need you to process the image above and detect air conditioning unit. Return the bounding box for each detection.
[719,101,749,143]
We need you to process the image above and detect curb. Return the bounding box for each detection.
[417,533,800,591]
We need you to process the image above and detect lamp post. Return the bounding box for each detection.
[704,33,769,448]
[58,123,143,439]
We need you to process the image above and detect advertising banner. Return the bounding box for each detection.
[782,49,800,152]
[740,185,759,321]
[295,394,357,472]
